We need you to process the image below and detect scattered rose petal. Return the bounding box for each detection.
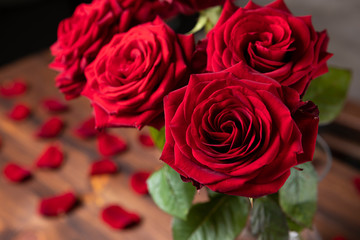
[130,171,151,195]
[39,192,77,216]
[74,117,98,139]
[35,144,64,169]
[101,205,141,229]
[3,163,31,182]
[97,132,127,156]
[7,103,30,121]
[42,98,69,113]
[0,79,27,97]
[138,134,154,147]
[36,117,64,138]
[353,176,360,194]
[89,159,118,176]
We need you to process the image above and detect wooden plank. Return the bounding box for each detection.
[315,158,360,240]
[0,51,172,240]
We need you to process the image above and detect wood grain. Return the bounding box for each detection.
[0,51,360,240]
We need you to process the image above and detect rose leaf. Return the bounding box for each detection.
[149,126,166,150]
[187,6,222,34]
[147,164,195,220]
[279,162,318,230]
[303,67,351,124]
[173,195,249,240]
[250,197,289,240]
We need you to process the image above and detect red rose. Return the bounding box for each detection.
[82,17,194,130]
[168,0,225,15]
[206,0,332,96]
[50,0,132,99]
[161,64,319,197]
[118,0,177,23]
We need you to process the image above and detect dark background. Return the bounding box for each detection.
[0,0,197,67]
[0,0,90,66]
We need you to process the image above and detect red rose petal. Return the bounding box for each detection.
[353,176,360,194]
[138,134,155,147]
[89,159,118,176]
[35,144,64,169]
[3,163,31,182]
[7,103,30,121]
[97,132,127,156]
[0,79,27,97]
[42,98,69,113]
[39,192,77,217]
[36,117,64,138]
[101,205,141,229]
[130,171,151,195]
[74,117,98,139]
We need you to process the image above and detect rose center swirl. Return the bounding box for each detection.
[190,91,268,165]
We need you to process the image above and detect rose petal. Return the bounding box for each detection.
[97,132,127,156]
[130,171,151,195]
[74,117,98,139]
[89,159,118,176]
[101,205,141,229]
[39,192,77,217]
[35,144,64,169]
[0,79,27,97]
[36,117,64,138]
[3,163,31,182]
[7,103,30,121]
[42,98,69,113]
[353,176,360,195]
[138,134,154,147]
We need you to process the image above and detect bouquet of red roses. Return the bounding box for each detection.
[50,0,351,239]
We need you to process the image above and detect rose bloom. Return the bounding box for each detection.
[167,0,225,15]
[50,0,131,99]
[118,0,177,23]
[82,17,194,130]
[161,65,319,197]
[206,0,332,96]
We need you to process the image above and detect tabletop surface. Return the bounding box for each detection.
[0,51,359,240]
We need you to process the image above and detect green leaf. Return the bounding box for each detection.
[250,197,289,240]
[286,216,304,233]
[187,15,208,35]
[173,195,249,240]
[279,162,318,230]
[203,6,222,33]
[149,126,166,150]
[187,6,222,34]
[303,67,351,124]
[147,164,196,220]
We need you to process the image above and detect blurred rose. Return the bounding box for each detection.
[169,0,225,15]
[50,0,131,99]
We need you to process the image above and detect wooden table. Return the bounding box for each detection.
[0,51,359,240]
